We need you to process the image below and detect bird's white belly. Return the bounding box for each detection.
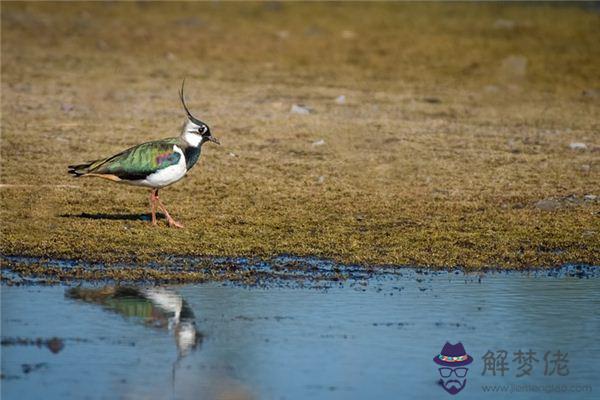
[142,287,183,318]
[131,145,187,188]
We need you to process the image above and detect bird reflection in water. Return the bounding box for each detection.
[65,286,202,358]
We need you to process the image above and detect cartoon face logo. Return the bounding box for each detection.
[433,342,473,395]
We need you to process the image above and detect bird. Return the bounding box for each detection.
[66,286,202,358]
[68,80,220,228]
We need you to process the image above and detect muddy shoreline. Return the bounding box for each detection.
[1,254,598,286]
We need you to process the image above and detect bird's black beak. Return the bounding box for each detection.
[208,136,220,145]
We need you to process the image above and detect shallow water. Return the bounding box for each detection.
[2,267,599,400]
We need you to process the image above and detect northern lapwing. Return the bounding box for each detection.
[66,286,202,357]
[68,81,219,228]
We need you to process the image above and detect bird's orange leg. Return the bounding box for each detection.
[154,190,184,228]
[149,189,158,226]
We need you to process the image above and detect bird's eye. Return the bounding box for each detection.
[198,126,207,135]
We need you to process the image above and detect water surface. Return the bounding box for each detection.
[2,266,599,399]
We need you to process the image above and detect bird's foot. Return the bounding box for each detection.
[167,219,184,229]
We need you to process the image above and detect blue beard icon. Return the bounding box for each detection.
[441,378,467,395]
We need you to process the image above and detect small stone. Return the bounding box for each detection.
[501,55,527,77]
[174,16,204,28]
[46,338,64,354]
[341,30,356,39]
[229,152,238,157]
[270,101,284,110]
[312,139,325,146]
[535,199,561,211]
[304,26,323,37]
[317,176,325,184]
[96,40,109,51]
[61,103,74,112]
[335,95,346,104]
[507,139,520,153]
[484,85,500,93]
[290,104,311,115]
[165,52,176,61]
[276,30,289,39]
[564,194,578,203]
[584,194,597,201]
[569,142,587,150]
[493,19,516,30]
[582,89,600,99]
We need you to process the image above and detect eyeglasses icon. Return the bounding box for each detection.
[439,367,468,378]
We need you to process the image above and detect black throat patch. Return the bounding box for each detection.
[184,146,201,170]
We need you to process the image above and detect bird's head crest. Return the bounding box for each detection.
[179,79,220,146]
[179,79,205,126]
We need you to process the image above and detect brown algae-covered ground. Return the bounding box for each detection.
[1,2,599,274]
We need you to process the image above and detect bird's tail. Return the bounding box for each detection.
[68,160,101,177]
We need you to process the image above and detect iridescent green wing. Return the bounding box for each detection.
[91,139,181,180]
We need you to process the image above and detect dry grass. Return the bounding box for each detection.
[1,2,599,270]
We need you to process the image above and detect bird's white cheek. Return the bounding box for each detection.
[183,131,202,147]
